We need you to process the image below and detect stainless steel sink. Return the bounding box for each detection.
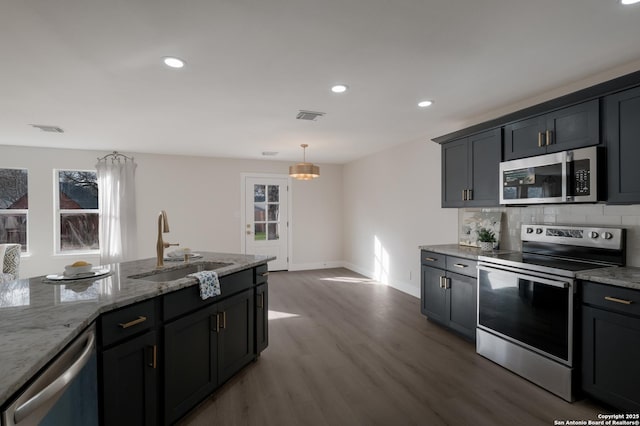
[129,262,231,282]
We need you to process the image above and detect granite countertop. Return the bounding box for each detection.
[576,266,640,290]
[418,244,516,260]
[0,252,273,406]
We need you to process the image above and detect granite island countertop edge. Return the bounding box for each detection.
[0,252,274,406]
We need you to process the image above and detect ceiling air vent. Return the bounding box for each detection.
[30,124,64,133]
[296,110,325,121]
[262,151,279,156]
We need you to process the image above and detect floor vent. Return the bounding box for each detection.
[30,124,64,133]
[296,110,325,121]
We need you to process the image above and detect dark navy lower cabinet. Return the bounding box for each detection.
[582,281,640,412]
[98,265,268,426]
[101,330,158,426]
[420,251,477,341]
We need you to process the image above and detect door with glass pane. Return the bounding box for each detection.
[244,177,288,271]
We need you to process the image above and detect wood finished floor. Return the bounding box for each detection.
[179,268,608,426]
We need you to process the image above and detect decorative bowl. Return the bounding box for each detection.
[64,263,93,276]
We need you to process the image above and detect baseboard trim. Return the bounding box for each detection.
[288,261,345,271]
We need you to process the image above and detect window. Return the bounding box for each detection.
[0,168,28,251]
[56,170,99,253]
[253,184,280,241]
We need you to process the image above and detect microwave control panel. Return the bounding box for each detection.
[573,159,590,195]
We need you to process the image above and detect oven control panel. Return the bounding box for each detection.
[522,224,624,250]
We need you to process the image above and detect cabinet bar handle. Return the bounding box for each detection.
[604,296,633,305]
[462,189,467,201]
[261,272,269,277]
[424,257,437,262]
[546,130,553,146]
[538,132,544,147]
[221,311,227,329]
[439,276,446,289]
[257,293,264,309]
[152,345,157,369]
[467,189,472,200]
[453,263,468,268]
[118,316,147,329]
[215,314,220,333]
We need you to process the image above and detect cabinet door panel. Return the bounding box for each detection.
[164,305,218,424]
[546,99,599,153]
[447,272,477,340]
[605,86,640,204]
[218,289,255,384]
[503,115,546,160]
[421,265,447,324]
[102,330,157,426]
[256,283,269,354]
[441,139,469,208]
[467,129,501,207]
[582,306,640,412]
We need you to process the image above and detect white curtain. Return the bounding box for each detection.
[96,157,137,264]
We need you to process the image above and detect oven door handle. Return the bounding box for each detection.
[478,264,571,289]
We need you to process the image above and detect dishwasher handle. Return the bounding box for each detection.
[12,329,96,425]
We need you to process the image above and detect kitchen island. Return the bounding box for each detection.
[0,252,273,423]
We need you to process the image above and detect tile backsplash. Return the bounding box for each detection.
[459,204,640,267]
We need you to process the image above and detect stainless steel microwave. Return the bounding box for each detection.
[499,146,601,205]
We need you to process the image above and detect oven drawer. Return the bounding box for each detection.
[420,250,445,269]
[582,281,640,317]
[446,256,476,278]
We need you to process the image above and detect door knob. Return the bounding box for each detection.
[246,231,252,235]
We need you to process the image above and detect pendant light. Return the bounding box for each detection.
[289,144,320,180]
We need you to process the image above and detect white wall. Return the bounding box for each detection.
[343,140,458,297]
[343,62,640,298]
[0,145,343,278]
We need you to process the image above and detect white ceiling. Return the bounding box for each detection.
[2,0,640,164]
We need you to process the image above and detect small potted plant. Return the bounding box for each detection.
[477,228,497,251]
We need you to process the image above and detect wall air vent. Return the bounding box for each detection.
[296,110,325,121]
[30,124,64,133]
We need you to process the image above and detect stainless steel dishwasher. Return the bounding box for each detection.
[2,324,98,426]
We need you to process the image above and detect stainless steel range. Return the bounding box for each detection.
[476,224,626,401]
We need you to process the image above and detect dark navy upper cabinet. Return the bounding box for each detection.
[441,128,501,208]
[604,86,640,204]
[504,99,600,160]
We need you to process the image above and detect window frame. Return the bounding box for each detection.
[0,167,29,253]
[54,169,100,255]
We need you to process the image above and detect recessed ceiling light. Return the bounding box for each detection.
[418,100,433,108]
[621,0,640,4]
[163,57,185,69]
[331,84,348,93]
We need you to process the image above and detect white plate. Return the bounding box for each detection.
[44,268,112,282]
